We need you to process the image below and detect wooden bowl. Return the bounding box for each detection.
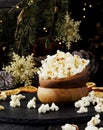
[37,68,89,103]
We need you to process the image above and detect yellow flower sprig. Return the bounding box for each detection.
[3,53,38,86]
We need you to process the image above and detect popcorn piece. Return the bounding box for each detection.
[61,124,77,130]
[50,103,59,111]
[10,94,25,107]
[0,92,7,100]
[0,105,4,110]
[85,125,99,130]
[81,97,90,107]
[11,94,25,100]
[74,100,84,108]
[38,104,50,113]
[77,105,88,113]
[27,97,36,109]
[87,114,101,126]
[10,98,20,107]
[94,103,103,113]
[16,94,25,100]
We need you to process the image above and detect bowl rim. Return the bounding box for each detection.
[39,68,89,89]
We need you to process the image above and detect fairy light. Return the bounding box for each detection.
[89,4,92,8]
[0,20,3,23]
[16,5,19,9]
[83,15,86,19]
[83,8,86,11]
[43,27,48,32]
[84,3,87,6]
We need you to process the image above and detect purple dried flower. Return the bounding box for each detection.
[0,71,15,90]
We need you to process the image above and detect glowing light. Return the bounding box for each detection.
[16,5,19,9]
[83,15,86,18]
[43,27,47,32]
[0,20,3,23]
[83,8,86,11]
[43,27,46,30]
[89,4,92,8]
[84,3,87,6]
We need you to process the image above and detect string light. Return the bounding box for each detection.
[0,20,3,23]
[84,3,87,6]
[83,8,86,11]
[83,15,86,19]
[16,5,19,9]
[89,4,92,8]
[43,27,48,32]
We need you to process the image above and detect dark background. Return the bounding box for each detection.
[0,0,103,86]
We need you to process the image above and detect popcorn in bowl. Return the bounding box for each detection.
[38,50,89,80]
[37,50,90,104]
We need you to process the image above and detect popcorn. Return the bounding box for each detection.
[87,114,101,126]
[10,94,25,107]
[85,125,99,130]
[38,104,50,113]
[27,97,36,109]
[10,98,21,107]
[38,103,59,113]
[84,114,103,130]
[38,50,89,80]
[50,103,59,111]
[94,103,103,113]
[74,90,103,114]
[61,124,77,130]
[0,92,7,100]
[77,105,88,113]
[0,105,4,110]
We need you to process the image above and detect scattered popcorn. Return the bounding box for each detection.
[85,125,99,130]
[94,103,103,113]
[99,128,103,130]
[87,114,101,126]
[0,105,4,110]
[38,50,89,80]
[74,90,103,113]
[81,97,90,107]
[61,123,77,130]
[10,94,25,107]
[10,98,21,107]
[74,100,83,108]
[77,105,88,113]
[27,97,36,109]
[0,92,7,100]
[84,114,103,130]
[38,103,59,113]
[50,103,59,111]
[38,104,50,113]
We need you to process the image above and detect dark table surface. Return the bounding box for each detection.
[0,93,103,130]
